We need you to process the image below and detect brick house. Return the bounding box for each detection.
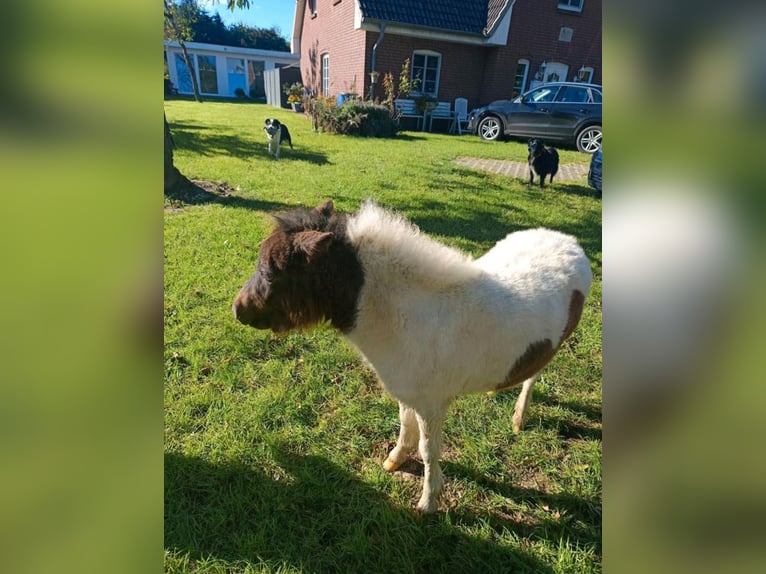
[292,0,601,110]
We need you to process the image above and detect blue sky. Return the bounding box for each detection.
[208,1,296,41]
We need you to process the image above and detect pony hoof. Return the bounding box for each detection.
[383,458,401,472]
[416,497,438,514]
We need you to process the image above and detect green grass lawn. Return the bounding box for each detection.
[164,100,602,573]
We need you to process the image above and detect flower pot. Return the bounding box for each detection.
[291,102,303,113]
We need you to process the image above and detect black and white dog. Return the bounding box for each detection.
[263,118,293,159]
[528,138,559,187]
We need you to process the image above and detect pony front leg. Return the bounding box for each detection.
[383,402,419,472]
[414,404,447,514]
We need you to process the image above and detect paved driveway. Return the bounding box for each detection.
[454,156,588,182]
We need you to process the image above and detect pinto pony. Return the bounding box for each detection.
[233,201,592,513]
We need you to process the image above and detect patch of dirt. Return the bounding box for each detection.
[164,179,238,211]
[393,458,424,479]
[190,179,237,196]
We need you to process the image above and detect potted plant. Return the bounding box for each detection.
[415,94,437,114]
[283,82,304,112]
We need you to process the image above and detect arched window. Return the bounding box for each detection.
[411,51,441,97]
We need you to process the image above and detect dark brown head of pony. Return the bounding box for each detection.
[232,200,364,333]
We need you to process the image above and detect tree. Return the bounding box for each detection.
[227,24,289,51]
[164,0,251,194]
[164,0,204,102]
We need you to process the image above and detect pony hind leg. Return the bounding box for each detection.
[512,375,539,434]
[383,401,419,472]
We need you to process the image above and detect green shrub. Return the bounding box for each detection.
[310,98,398,138]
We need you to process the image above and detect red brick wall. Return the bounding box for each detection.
[367,35,487,109]
[299,0,601,109]
[300,0,368,99]
[489,0,602,98]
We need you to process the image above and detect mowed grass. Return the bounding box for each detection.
[164,100,602,573]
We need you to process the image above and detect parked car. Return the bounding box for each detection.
[588,148,602,197]
[467,82,602,153]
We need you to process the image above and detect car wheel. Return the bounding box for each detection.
[478,116,503,141]
[576,125,602,153]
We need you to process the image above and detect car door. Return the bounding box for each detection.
[548,85,596,140]
[504,85,560,137]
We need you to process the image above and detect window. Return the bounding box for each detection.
[174,53,195,94]
[197,55,219,94]
[226,58,246,96]
[513,59,529,95]
[558,0,584,13]
[526,86,559,103]
[247,60,265,98]
[411,51,441,97]
[576,66,594,84]
[321,54,330,97]
[555,85,591,103]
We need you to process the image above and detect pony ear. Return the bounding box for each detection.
[293,230,333,262]
[315,200,334,217]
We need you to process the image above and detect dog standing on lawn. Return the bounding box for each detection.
[263,118,293,159]
[528,138,559,187]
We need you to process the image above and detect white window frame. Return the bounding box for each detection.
[577,66,594,84]
[410,50,442,98]
[513,59,530,95]
[558,0,584,13]
[321,53,330,97]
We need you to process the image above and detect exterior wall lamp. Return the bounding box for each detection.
[369,70,380,100]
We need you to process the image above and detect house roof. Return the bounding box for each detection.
[357,0,512,37]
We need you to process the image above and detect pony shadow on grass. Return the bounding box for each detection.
[165,447,559,573]
[442,460,602,554]
[490,389,603,443]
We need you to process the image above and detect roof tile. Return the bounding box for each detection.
[358,0,507,36]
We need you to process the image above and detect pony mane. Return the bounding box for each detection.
[346,202,480,288]
[273,206,348,236]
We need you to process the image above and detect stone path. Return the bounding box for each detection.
[454,156,588,182]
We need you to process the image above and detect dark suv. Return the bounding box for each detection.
[467,82,602,153]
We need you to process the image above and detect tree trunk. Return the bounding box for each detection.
[178,39,202,103]
[164,113,189,194]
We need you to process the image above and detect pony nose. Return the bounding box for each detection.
[232,292,251,324]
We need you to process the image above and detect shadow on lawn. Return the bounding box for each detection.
[443,460,602,552]
[164,178,294,212]
[165,448,561,573]
[553,182,601,200]
[170,120,330,165]
[408,193,601,270]
[490,390,603,443]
